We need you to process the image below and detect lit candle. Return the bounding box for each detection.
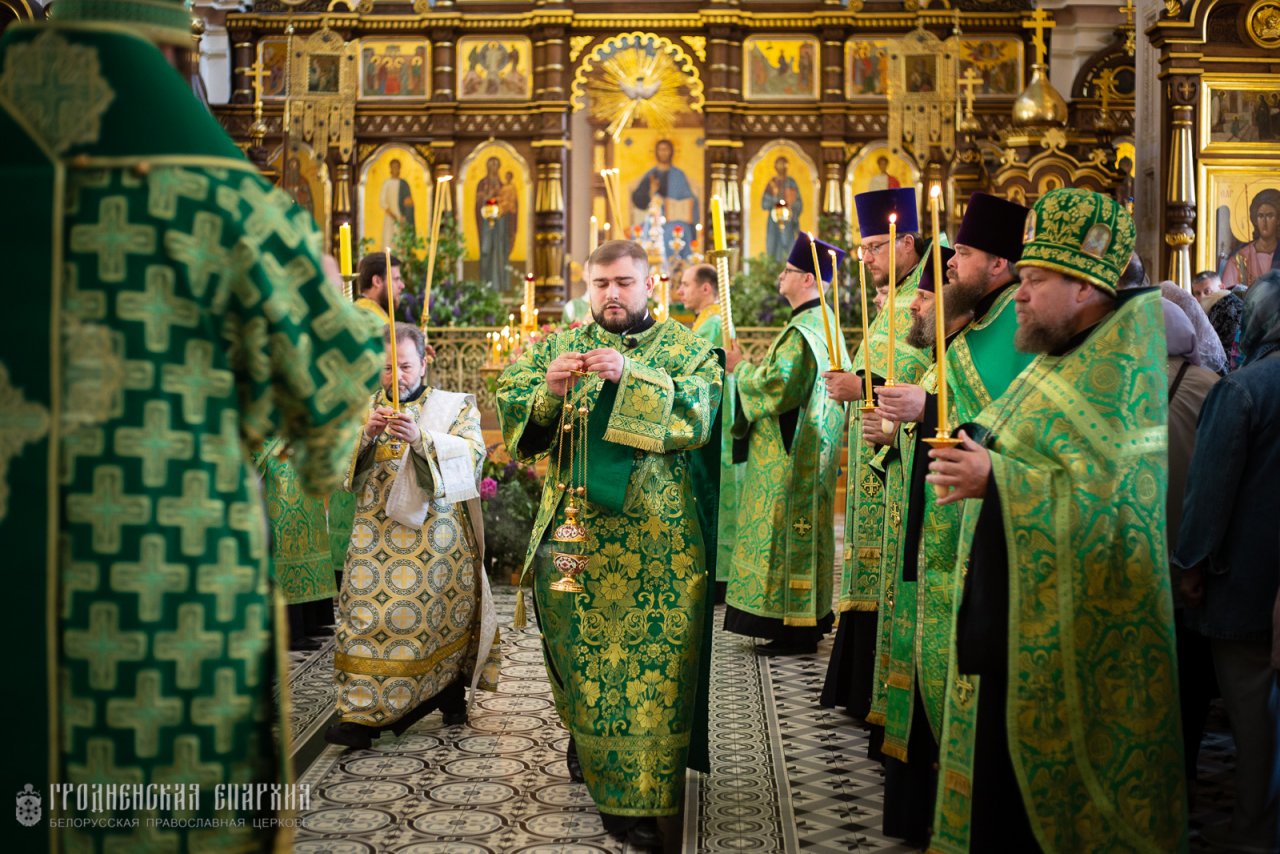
[886,213,898,383]
[929,185,949,436]
[710,196,727,252]
[856,247,875,408]
[384,246,399,412]
[808,233,839,370]
[338,223,352,277]
[829,248,844,371]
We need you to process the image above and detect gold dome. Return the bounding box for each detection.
[1012,63,1068,128]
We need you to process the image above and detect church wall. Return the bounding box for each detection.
[204,2,1145,310]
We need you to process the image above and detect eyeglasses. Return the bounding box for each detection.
[779,266,806,277]
[862,237,902,257]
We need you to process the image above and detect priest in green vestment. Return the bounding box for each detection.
[820,187,930,726]
[678,263,740,600]
[868,194,1035,845]
[496,240,722,850]
[926,189,1187,853]
[327,326,499,749]
[0,8,384,850]
[723,233,850,656]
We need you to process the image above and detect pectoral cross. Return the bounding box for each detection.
[1023,7,1056,67]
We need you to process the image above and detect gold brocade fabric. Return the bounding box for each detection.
[727,306,849,627]
[838,257,932,613]
[880,290,1021,758]
[931,293,1186,853]
[495,319,721,817]
[334,391,498,726]
[690,307,741,583]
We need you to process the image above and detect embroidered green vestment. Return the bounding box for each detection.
[931,292,1187,853]
[495,319,722,817]
[727,305,850,627]
[691,305,740,582]
[0,22,382,851]
[838,256,932,614]
[256,440,338,605]
[879,288,1031,759]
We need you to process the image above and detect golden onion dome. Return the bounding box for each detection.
[1012,63,1068,128]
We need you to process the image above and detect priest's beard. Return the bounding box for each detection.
[905,310,933,349]
[593,302,646,334]
[1015,313,1077,353]
[946,276,989,318]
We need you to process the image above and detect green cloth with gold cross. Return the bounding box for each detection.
[0,22,381,852]
[725,303,850,631]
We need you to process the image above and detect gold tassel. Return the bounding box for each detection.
[513,588,527,629]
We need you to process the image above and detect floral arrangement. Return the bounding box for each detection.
[479,442,544,582]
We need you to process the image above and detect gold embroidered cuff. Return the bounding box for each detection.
[530,386,565,426]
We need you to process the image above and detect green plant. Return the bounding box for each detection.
[479,443,544,581]
[730,253,788,327]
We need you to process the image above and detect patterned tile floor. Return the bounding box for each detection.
[286,586,1237,853]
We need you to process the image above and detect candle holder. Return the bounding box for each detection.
[922,434,963,498]
[771,199,792,225]
[341,274,356,302]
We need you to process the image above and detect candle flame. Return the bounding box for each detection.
[857,245,864,261]
[889,213,898,224]
[930,185,941,199]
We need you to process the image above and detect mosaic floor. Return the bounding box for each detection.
[284,583,1237,853]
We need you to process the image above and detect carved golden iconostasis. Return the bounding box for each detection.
[216,0,1152,311]
[1149,0,1280,288]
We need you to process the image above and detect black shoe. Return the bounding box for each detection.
[439,680,467,727]
[599,813,634,841]
[324,722,376,749]
[626,817,662,850]
[566,735,584,783]
[754,639,818,656]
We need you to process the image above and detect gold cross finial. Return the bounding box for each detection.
[958,67,982,115]
[1023,7,1056,66]
[236,61,270,99]
[1120,0,1137,56]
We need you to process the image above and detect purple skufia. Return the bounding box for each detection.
[853,187,919,236]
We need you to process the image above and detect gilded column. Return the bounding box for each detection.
[532,20,569,308]
[1163,74,1197,291]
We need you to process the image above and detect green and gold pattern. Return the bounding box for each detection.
[727,306,849,627]
[879,289,1027,759]
[839,256,932,614]
[335,390,498,726]
[256,439,338,605]
[0,23,382,851]
[931,292,1186,853]
[496,319,721,817]
[691,306,741,583]
[1018,188,1136,295]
